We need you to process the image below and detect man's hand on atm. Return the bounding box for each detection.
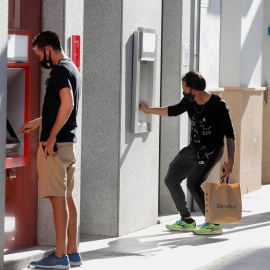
[139,102,149,113]
[18,118,42,135]
[139,102,169,117]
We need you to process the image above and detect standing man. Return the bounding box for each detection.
[18,31,82,268]
[139,70,235,235]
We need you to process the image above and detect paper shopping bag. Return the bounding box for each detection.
[204,178,242,224]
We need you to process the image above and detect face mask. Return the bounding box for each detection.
[183,90,195,102]
[40,49,53,69]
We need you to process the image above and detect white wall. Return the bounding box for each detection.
[261,0,270,84]
[261,0,270,184]
[220,0,263,88]
[199,0,222,89]
[220,0,241,87]
[240,0,263,87]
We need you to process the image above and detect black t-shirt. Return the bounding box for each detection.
[40,58,81,142]
[168,94,235,147]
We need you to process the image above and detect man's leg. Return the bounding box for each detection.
[49,196,68,258]
[164,145,197,217]
[67,196,78,254]
[191,147,225,235]
[187,146,224,215]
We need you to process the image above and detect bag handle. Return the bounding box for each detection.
[220,175,229,184]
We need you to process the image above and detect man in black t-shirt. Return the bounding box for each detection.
[139,70,235,235]
[18,31,82,269]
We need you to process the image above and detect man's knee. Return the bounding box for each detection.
[187,180,196,191]
[164,173,174,188]
[49,196,66,208]
[165,173,184,189]
[187,180,202,193]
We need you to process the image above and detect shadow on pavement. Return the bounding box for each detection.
[79,211,270,263]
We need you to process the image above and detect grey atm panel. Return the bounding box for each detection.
[131,27,157,133]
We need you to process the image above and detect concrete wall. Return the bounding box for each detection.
[159,0,190,215]
[81,0,162,236]
[0,1,8,268]
[37,0,83,246]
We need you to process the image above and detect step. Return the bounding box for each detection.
[4,246,53,270]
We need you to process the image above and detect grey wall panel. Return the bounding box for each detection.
[81,0,122,236]
[119,0,162,235]
[160,0,191,214]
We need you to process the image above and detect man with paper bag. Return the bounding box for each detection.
[139,71,235,235]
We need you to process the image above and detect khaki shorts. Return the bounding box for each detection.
[37,142,76,198]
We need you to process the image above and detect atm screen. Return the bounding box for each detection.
[6,119,20,154]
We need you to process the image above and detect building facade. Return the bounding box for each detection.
[0,0,270,268]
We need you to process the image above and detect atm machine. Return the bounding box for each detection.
[5,29,31,252]
[131,27,157,133]
[6,29,30,167]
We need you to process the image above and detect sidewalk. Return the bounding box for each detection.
[6,184,270,270]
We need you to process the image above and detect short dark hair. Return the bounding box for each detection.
[182,70,206,91]
[32,31,62,51]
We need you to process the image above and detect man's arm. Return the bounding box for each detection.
[44,87,74,156]
[221,138,235,178]
[139,102,168,116]
[18,117,42,135]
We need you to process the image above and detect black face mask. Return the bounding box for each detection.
[40,49,53,69]
[183,90,195,102]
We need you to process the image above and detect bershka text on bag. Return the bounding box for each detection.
[217,204,237,209]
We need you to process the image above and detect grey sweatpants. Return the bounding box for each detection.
[165,144,224,218]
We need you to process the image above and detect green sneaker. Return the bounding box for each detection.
[193,223,223,235]
[166,218,196,231]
